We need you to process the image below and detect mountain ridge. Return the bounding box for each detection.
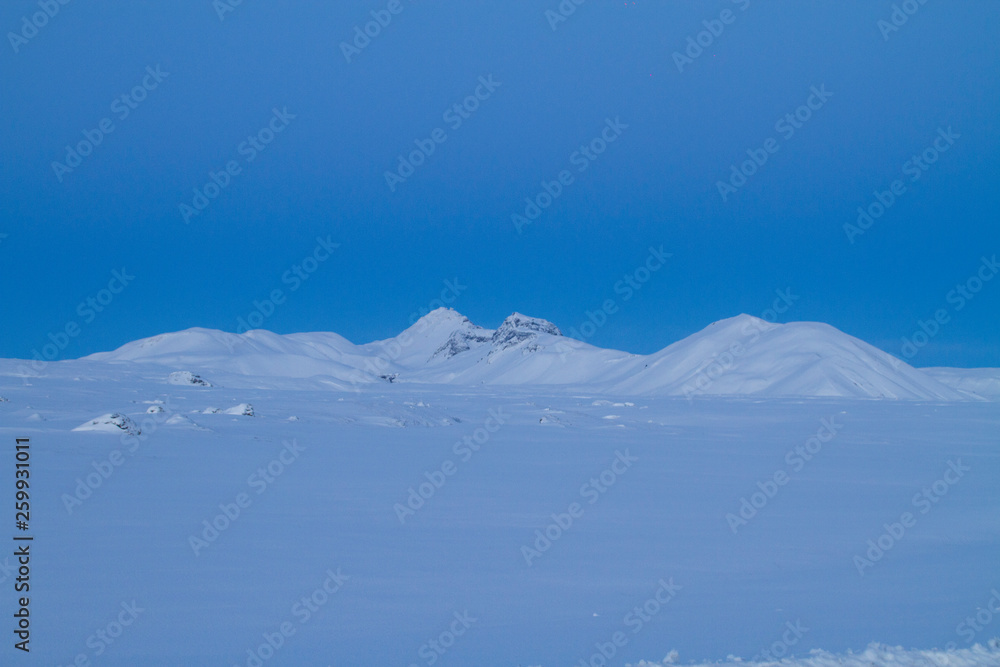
[76,308,989,400]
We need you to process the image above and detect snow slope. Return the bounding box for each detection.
[923,367,1000,401]
[83,309,982,401]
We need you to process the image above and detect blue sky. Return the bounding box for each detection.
[2,0,998,367]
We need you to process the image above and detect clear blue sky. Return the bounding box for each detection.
[2,1,998,367]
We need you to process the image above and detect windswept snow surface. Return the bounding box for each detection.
[636,643,1000,667]
[0,354,998,666]
[84,309,984,401]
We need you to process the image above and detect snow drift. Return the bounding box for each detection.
[631,642,1000,667]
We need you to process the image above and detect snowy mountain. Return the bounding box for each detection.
[81,308,987,400]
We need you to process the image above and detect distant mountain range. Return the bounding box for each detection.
[76,308,998,401]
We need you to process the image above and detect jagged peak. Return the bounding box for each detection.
[487,313,562,358]
[495,313,562,337]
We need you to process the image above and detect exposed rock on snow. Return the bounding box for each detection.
[72,413,141,435]
[497,312,561,337]
[491,312,561,351]
[482,313,562,364]
[168,371,212,386]
[222,403,254,416]
[431,327,492,360]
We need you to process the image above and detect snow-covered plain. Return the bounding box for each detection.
[1,310,998,665]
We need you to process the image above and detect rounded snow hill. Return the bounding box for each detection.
[87,327,366,383]
[613,315,969,401]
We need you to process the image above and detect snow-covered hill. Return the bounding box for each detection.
[81,309,986,400]
[611,314,971,400]
[922,367,1000,401]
